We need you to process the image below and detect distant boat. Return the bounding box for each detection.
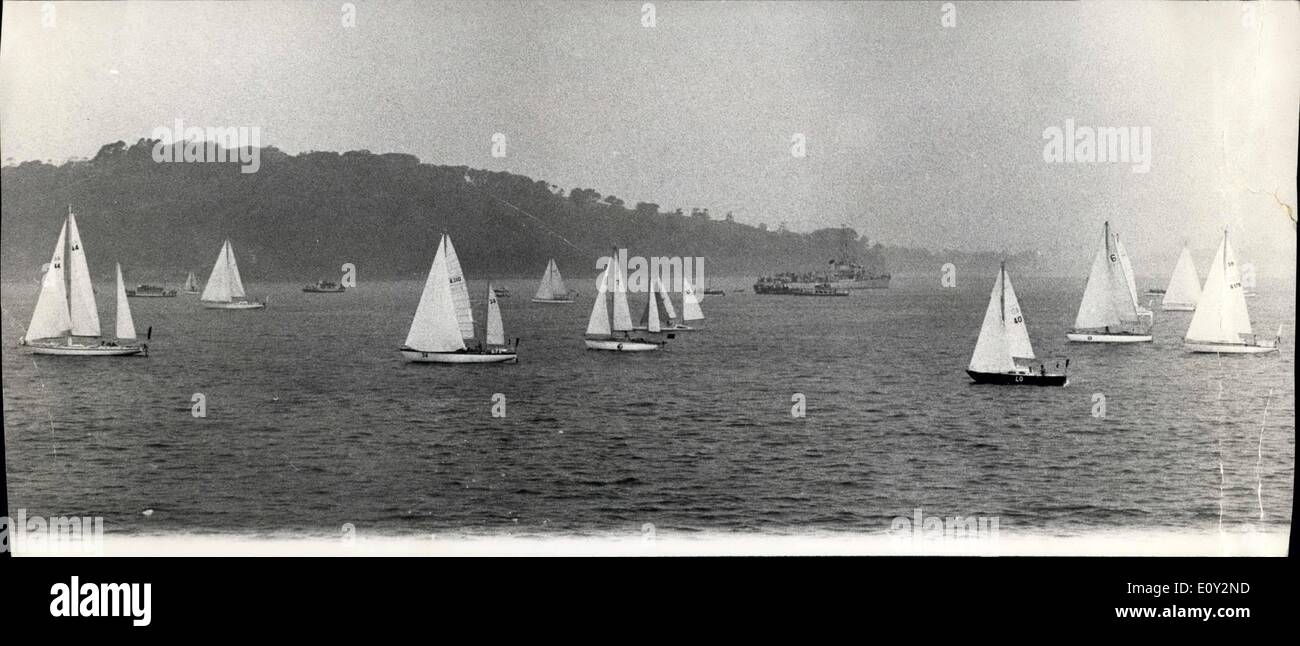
[1183,231,1279,354]
[126,284,178,298]
[1160,245,1201,311]
[532,258,576,303]
[400,234,518,363]
[967,262,1067,386]
[635,277,692,331]
[584,249,665,352]
[20,207,145,356]
[303,280,345,293]
[1067,221,1153,343]
[200,240,266,309]
[493,286,511,298]
[702,287,725,296]
[183,272,201,294]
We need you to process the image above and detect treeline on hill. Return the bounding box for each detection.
[1,140,1037,282]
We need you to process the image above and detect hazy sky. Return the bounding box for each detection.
[1,1,1296,273]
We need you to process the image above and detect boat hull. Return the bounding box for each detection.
[1183,341,1278,354]
[1066,331,1152,343]
[584,338,663,352]
[303,288,345,293]
[531,298,574,304]
[966,370,1067,386]
[202,300,266,310]
[25,341,144,356]
[126,293,176,298]
[400,349,518,363]
[183,290,200,295]
[1161,303,1196,311]
[632,324,693,332]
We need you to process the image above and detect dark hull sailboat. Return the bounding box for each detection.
[966,370,1067,386]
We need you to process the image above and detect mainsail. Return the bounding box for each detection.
[1162,246,1201,308]
[404,236,467,352]
[25,219,72,342]
[585,262,612,336]
[656,278,678,321]
[1185,232,1252,345]
[969,266,1016,374]
[201,241,233,302]
[65,211,101,337]
[114,263,137,340]
[442,235,475,339]
[610,253,633,331]
[681,276,704,322]
[1073,222,1142,329]
[486,282,505,346]
[534,259,569,300]
[226,241,246,299]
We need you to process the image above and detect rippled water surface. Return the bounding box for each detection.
[2,274,1294,539]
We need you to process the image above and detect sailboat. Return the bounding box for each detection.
[1067,221,1154,343]
[200,240,266,309]
[1183,231,1280,354]
[584,250,666,351]
[183,272,201,294]
[532,258,575,303]
[682,276,705,327]
[20,207,145,356]
[1160,245,1201,311]
[634,278,691,331]
[967,262,1067,386]
[400,234,518,363]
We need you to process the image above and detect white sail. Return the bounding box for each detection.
[969,268,1016,373]
[1185,233,1251,344]
[225,241,247,299]
[1074,222,1140,329]
[1162,246,1201,308]
[534,259,569,300]
[585,262,612,336]
[65,211,101,337]
[1002,270,1034,359]
[656,278,678,321]
[114,263,137,340]
[681,276,704,321]
[442,235,475,339]
[404,237,467,352]
[184,272,199,292]
[645,284,663,333]
[1073,250,1120,329]
[1114,236,1142,312]
[486,282,505,346]
[25,220,72,342]
[200,241,232,302]
[611,254,633,331]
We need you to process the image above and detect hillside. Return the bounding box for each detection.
[1,139,1038,282]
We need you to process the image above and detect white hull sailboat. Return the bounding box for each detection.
[1183,231,1279,354]
[200,240,266,309]
[531,258,576,303]
[183,272,201,294]
[584,249,665,352]
[21,208,145,357]
[1160,245,1201,311]
[967,263,1067,386]
[401,235,518,364]
[1067,221,1154,343]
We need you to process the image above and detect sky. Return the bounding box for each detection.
[1,1,1296,275]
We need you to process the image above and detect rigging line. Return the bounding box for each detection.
[460,174,584,253]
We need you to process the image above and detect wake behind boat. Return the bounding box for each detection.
[400,234,518,364]
[200,240,266,309]
[1183,231,1279,354]
[1067,221,1153,343]
[20,207,146,356]
[967,262,1067,386]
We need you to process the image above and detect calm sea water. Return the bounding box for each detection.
[2,274,1294,540]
